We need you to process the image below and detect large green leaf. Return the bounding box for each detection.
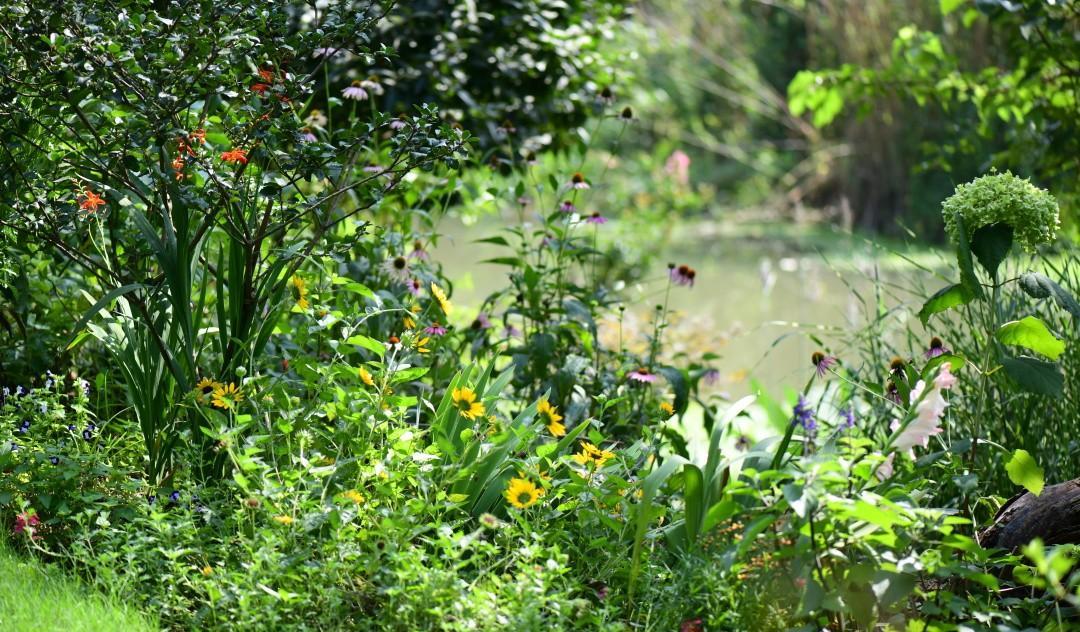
[955,215,984,300]
[918,283,973,325]
[1001,355,1064,398]
[1005,449,1044,496]
[970,223,1013,278]
[1019,272,1080,321]
[996,316,1065,360]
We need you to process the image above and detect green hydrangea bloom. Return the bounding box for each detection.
[942,171,1059,252]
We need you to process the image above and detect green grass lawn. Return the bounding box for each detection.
[0,542,157,631]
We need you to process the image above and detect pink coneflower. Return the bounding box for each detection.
[559,200,576,213]
[585,212,608,225]
[665,150,691,186]
[406,278,423,296]
[628,367,658,383]
[342,80,368,100]
[425,325,448,336]
[299,128,317,142]
[524,151,538,166]
[924,337,950,359]
[382,256,411,282]
[505,325,523,339]
[669,264,696,287]
[811,351,837,378]
[569,173,589,190]
[389,114,408,130]
[408,240,429,260]
[360,76,384,96]
[471,312,493,330]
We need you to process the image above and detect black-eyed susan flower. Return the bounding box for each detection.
[358,366,375,387]
[504,477,542,509]
[431,282,452,315]
[291,275,309,309]
[211,383,243,410]
[195,377,223,404]
[537,399,565,437]
[451,387,485,420]
[414,336,431,354]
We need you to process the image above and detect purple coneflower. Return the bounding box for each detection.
[299,128,317,143]
[341,81,368,101]
[505,325,523,339]
[360,77,384,96]
[559,200,576,213]
[408,240,429,260]
[525,151,538,166]
[669,264,696,287]
[471,312,493,330]
[382,256,411,283]
[599,85,615,105]
[628,367,658,384]
[811,351,837,378]
[734,435,751,451]
[569,173,590,190]
[702,368,720,386]
[585,212,608,225]
[406,278,423,297]
[924,337,949,359]
[425,325,448,336]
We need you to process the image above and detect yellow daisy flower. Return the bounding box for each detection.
[504,477,542,509]
[272,515,294,525]
[359,366,375,386]
[211,382,243,410]
[430,282,452,316]
[194,377,223,404]
[200,565,214,577]
[537,399,565,436]
[341,489,365,505]
[659,401,675,417]
[403,315,416,330]
[292,275,309,310]
[414,336,431,354]
[451,387,485,420]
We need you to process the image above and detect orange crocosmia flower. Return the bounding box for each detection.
[258,68,274,82]
[171,156,186,180]
[220,149,248,164]
[79,189,106,212]
[190,128,207,144]
[251,83,270,94]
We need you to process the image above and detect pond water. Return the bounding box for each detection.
[433,216,941,400]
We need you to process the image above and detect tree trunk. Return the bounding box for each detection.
[980,478,1080,551]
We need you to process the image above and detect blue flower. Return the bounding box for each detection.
[792,396,816,433]
[49,456,60,465]
[842,406,856,430]
[169,491,181,503]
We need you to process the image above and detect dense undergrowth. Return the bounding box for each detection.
[1,1,1079,630]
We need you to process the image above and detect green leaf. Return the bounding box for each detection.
[918,283,973,325]
[955,216,984,300]
[940,0,966,14]
[657,365,689,414]
[1001,355,1064,398]
[390,366,429,384]
[1019,272,1080,321]
[970,223,1013,279]
[344,334,385,358]
[1005,449,1044,496]
[996,316,1065,360]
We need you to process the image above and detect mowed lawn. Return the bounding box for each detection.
[0,542,156,631]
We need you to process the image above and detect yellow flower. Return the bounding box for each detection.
[659,401,675,417]
[211,383,244,410]
[272,515,294,525]
[341,490,365,505]
[504,477,542,509]
[414,336,431,354]
[292,275,309,310]
[403,315,416,330]
[574,441,616,468]
[194,377,223,404]
[200,565,214,577]
[430,282,452,316]
[451,387,485,420]
[359,366,375,386]
[537,399,566,437]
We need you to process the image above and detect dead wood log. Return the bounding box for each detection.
[979,478,1080,551]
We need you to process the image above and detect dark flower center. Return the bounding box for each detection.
[930,337,943,349]
[811,352,825,366]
